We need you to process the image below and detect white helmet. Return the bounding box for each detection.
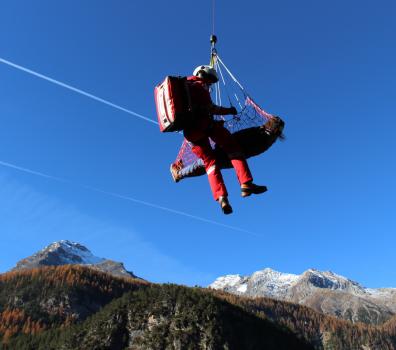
[193,65,219,83]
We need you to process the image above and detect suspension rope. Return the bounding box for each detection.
[217,55,246,92]
[215,62,222,106]
[0,57,158,125]
[217,55,273,121]
[214,79,218,105]
[216,60,226,85]
[215,60,234,108]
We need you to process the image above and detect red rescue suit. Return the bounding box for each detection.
[183,76,253,200]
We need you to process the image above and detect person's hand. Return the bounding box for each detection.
[229,107,238,115]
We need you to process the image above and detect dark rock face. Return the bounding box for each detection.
[306,271,338,289]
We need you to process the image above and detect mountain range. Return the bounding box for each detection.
[10,241,396,325]
[210,267,396,325]
[2,241,396,349]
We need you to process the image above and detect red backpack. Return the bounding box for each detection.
[154,76,192,132]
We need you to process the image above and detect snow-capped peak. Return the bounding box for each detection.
[210,274,249,294]
[209,268,299,298]
[248,268,299,297]
[18,240,105,268]
[12,240,139,279]
[39,240,105,265]
[251,268,299,285]
[209,267,369,299]
[46,240,88,252]
[210,274,244,289]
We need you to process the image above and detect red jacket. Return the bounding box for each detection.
[183,76,231,142]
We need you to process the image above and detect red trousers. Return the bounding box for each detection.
[186,122,253,201]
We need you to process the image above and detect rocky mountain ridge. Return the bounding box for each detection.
[210,268,396,324]
[12,240,139,279]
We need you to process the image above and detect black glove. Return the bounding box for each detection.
[229,106,238,115]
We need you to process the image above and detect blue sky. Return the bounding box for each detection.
[1,0,395,287]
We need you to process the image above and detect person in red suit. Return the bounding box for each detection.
[171,116,285,182]
[183,65,266,214]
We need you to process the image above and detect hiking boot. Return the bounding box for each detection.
[241,182,268,197]
[170,161,183,183]
[218,196,233,215]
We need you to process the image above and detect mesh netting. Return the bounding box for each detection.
[173,54,276,167]
[174,96,274,167]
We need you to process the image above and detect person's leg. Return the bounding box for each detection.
[210,124,267,197]
[178,159,206,179]
[209,124,253,185]
[190,138,228,201]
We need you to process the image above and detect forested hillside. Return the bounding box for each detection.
[1,266,395,349]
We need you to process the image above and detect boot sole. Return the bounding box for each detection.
[222,205,233,215]
[241,186,268,197]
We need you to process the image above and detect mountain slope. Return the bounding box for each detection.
[7,284,314,350]
[0,265,147,341]
[213,289,395,350]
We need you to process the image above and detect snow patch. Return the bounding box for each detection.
[209,274,243,290]
[237,284,248,293]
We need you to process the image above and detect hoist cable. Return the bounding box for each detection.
[212,0,216,35]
